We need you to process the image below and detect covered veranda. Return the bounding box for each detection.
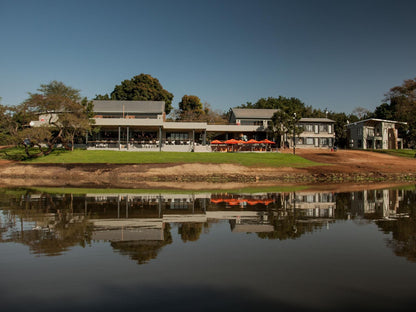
[86,119,273,152]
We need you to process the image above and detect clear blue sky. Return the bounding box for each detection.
[1,0,415,115]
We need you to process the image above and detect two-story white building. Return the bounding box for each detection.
[229,108,336,148]
[347,118,406,150]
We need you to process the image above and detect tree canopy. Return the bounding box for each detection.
[95,74,174,115]
[239,96,314,116]
[1,81,93,158]
[373,77,416,148]
[179,95,203,115]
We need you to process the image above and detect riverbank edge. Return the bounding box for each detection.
[0,162,415,190]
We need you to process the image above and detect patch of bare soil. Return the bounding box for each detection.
[0,149,415,190]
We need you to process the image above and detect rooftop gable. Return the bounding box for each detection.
[231,108,279,119]
[347,118,407,127]
[299,117,335,123]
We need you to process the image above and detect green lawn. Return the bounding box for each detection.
[23,185,309,195]
[3,148,323,168]
[373,149,416,158]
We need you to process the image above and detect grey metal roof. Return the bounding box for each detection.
[347,118,407,127]
[299,118,335,123]
[92,100,165,114]
[232,108,279,119]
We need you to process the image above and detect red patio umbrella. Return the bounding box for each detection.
[245,139,260,144]
[210,140,223,144]
[224,138,239,144]
[260,139,275,144]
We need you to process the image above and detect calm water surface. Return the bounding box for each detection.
[1,186,416,311]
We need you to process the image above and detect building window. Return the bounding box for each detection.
[240,120,263,126]
[368,128,374,137]
[303,124,314,132]
[167,132,189,140]
[305,138,314,145]
[320,138,329,146]
[319,124,328,132]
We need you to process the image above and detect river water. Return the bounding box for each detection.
[1,186,416,311]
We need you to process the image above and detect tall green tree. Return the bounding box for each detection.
[179,95,203,115]
[269,110,303,148]
[327,111,359,148]
[95,74,174,114]
[13,81,93,157]
[373,77,416,148]
[176,95,205,121]
[239,96,313,117]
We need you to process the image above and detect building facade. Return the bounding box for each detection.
[31,101,337,152]
[293,118,336,149]
[347,118,406,150]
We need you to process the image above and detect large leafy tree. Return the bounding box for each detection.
[373,77,416,148]
[241,96,307,147]
[327,111,359,148]
[239,96,314,116]
[11,81,93,157]
[269,110,303,148]
[175,94,207,121]
[179,95,203,116]
[95,74,174,114]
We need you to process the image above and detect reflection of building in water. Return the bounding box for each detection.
[285,192,336,218]
[2,191,338,243]
[86,192,337,239]
[92,219,164,241]
[350,189,405,219]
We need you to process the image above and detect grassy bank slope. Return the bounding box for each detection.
[17,149,322,168]
[373,149,416,158]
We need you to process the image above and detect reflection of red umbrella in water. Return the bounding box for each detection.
[210,199,223,204]
[224,198,241,206]
[246,200,259,205]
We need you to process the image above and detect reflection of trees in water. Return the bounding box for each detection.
[371,190,416,262]
[3,188,416,262]
[8,218,93,256]
[110,224,173,264]
[0,192,93,256]
[376,217,416,262]
[256,209,329,240]
[178,222,208,242]
[383,219,416,262]
[1,210,93,256]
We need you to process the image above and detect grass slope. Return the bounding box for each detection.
[21,149,322,168]
[373,149,416,158]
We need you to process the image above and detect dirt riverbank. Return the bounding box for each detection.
[0,149,415,191]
